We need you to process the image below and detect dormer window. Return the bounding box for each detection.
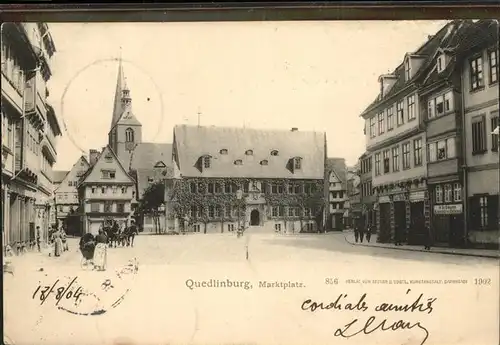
[104,153,113,163]
[405,59,411,81]
[220,149,228,155]
[260,160,268,166]
[234,159,243,166]
[270,150,279,156]
[203,156,211,169]
[293,157,302,170]
[437,55,444,73]
[245,149,253,156]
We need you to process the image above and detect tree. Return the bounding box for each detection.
[138,181,165,234]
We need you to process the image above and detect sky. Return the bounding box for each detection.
[47,20,449,171]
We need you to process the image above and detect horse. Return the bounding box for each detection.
[105,223,120,248]
[125,224,138,247]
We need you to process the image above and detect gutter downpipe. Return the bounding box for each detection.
[460,64,468,248]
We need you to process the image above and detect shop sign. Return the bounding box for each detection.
[434,204,463,215]
[410,191,426,202]
[378,196,391,203]
[393,193,405,202]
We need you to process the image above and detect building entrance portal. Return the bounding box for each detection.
[250,210,260,226]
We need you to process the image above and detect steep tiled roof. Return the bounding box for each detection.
[326,157,346,183]
[53,170,69,183]
[360,20,466,116]
[129,142,173,171]
[78,145,134,186]
[173,125,325,179]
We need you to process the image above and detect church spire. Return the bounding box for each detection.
[109,50,131,131]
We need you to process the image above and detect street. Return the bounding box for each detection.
[4,232,499,345]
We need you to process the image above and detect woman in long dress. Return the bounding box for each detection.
[94,229,108,271]
[52,228,63,257]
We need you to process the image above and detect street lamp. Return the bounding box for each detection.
[236,189,243,230]
[158,203,166,234]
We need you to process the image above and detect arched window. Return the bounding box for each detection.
[271,150,279,156]
[260,160,268,166]
[125,128,134,143]
[245,149,253,156]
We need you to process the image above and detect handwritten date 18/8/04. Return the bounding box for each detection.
[32,277,83,306]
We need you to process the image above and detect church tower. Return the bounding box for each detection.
[108,57,143,169]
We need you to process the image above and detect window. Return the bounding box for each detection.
[245,149,253,156]
[369,117,376,138]
[272,206,279,217]
[112,186,118,194]
[203,156,211,169]
[428,99,435,119]
[91,187,96,194]
[294,157,302,170]
[225,182,236,194]
[91,203,100,212]
[260,160,268,166]
[208,182,215,194]
[101,187,106,194]
[435,94,444,115]
[392,146,400,172]
[428,137,456,162]
[224,205,232,218]
[68,181,73,187]
[101,170,116,179]
[489,50,498,84]
[437,55,444,72]
[374,153,381,176]
[377,112,385,135]
[193,224,201,233]
[386,107,394,130]
[397,100,404,126]
[407,95,416,120]
[405,59,411,81]
[472,115,486,154]
[383,150,390,174]
[125,128,134,142]
[271,150,279,156]
[444,92,453,112]
[234,159,243,165]
[470,55,484,90]
[208,205,215,218]
[190,182,197,193]
[117,203,125,213]
[444,184,452,203]
[220,149,228,155]
[227,224,234,232]
[215,182,222,194]
[437,140,446,160]
[435,186,443,204]
[491,115,499,152]
[121,187,127,194]
[413,138,423,166]
[453,183,462,202]
[402,142,411,169]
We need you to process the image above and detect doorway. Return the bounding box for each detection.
[394,201,407,243]
[250,210,260,226]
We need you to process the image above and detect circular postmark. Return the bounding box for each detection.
[54,258,140,316]
[60,58,164,154]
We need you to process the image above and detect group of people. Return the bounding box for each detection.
[78,220,139,272]
[50,226,69,257]
[353,221,373,243]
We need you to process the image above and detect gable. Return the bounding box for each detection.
[55,156,89,193]
[80,146,135,185]
[154,161,167,168]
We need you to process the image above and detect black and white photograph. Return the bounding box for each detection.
[2,10,499,345]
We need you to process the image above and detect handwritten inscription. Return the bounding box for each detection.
[32,277,83,306]
[301,289,436,345]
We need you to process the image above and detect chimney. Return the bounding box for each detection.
[291,127,299,132]
[89,149,99,166]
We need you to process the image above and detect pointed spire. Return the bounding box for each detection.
[109,48,133,132]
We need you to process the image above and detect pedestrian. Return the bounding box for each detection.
[51,227,63,257]
[424,225,432,250]
[94,229,108,271]
[61,227,69,252]
[366,224,373,243]
[127,221,138,247]
[36,226,41,252]
[354,225,359,243]
[358,219,365,243]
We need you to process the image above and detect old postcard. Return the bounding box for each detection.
[2,16,499,345]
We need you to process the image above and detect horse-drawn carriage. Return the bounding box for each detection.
[103,218,138,248]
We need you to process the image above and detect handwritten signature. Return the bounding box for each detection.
[301,289,436,345]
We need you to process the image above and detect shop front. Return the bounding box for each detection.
[376,195,391,242]
[433,204,463,246]
[392,193,406,243]
[408,191,427,245]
